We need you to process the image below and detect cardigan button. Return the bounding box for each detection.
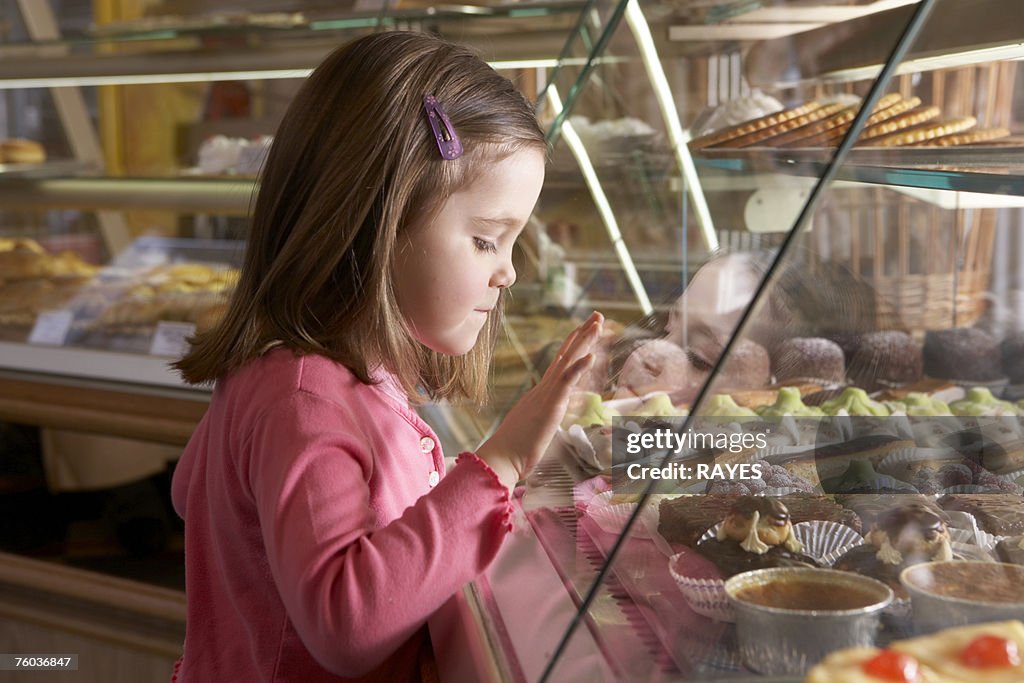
[428,471,440,487]
[419,436,435,453]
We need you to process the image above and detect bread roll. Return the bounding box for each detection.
[1,138,46,164]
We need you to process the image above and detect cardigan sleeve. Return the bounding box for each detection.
[244,390,511,678]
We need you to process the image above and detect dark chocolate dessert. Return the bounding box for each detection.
[843,330,923,390]
[772,337,846,384]
[923,327,1003,382]
[696,538,820,578]
[834,502,952,598]
[695,497,820,577]
[658,493,861,547]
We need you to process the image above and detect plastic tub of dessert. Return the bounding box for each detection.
[725,567,893,676]
[901,560,1024,634]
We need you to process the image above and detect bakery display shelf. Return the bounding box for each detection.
[0,342,204,392]
[15,1,587,46]
[695,146,1024,201]
[0,176,254,214]
[0,5,580,90]
[0,159,97,179]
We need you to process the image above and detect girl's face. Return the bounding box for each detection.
[394,148,545,356]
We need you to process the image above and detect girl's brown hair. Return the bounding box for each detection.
[174,31,545,403]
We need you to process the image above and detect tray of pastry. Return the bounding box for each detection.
[63,237,242,353]
[0,236,242,352]
[689,94,1021,159]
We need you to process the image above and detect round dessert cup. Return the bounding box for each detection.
[725,567,892,676]
[901,560,1024,634]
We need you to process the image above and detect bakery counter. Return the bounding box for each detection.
[0,366,207,446]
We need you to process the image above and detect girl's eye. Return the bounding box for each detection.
[473,237,497,254]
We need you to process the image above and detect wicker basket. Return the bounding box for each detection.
[806,191,997,332]
[802,63,1016,332]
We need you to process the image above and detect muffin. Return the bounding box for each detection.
[841,330,923,390]
[771,337,846,384]
[923,327,1003,382]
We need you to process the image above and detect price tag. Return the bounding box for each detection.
[27,310,74,346]
[149,321,197,358]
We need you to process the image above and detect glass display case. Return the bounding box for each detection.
[455,0,1024,681]
[0,0,586,445]
[3,0,1024,681]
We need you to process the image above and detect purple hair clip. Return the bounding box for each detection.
[422,95,463,160]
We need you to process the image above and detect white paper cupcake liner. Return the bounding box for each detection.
[668,553,735,622]
[795,520,864,565]
[948,527,999,551]
[950,540,997,562]
[755,445,815,461]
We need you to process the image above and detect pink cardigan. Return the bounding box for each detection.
[170,348,513,682]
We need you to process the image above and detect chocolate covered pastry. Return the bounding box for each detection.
[840,330,923,390]
[687,333,771,390]
[866,503,952,566]
[696,537,820,578]
[716,496,803,554]
[923,327,1003,382]
[834,502,952,598]
[615,338,708,403]
[658,493,860,547]
[695,497,820,577]
[836,494,945,530]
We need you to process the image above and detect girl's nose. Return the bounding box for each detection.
[492,259,516,289]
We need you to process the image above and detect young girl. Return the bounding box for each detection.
[169,31,602,682]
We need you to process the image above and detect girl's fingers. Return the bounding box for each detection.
[563,353,596,384]
[550,313,603,376]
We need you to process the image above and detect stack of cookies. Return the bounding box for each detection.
[690,94,1010,150]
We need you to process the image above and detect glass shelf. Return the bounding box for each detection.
[0,2,587,50]
[0,2,584,89]
[0,176,255,214]
[695,147,1024,201]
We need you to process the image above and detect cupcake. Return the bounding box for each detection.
[842,330,923,390]
[771,337,846,384]
[923,327,1003,382]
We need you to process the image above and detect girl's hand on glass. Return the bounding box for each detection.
[477,312,604,490]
